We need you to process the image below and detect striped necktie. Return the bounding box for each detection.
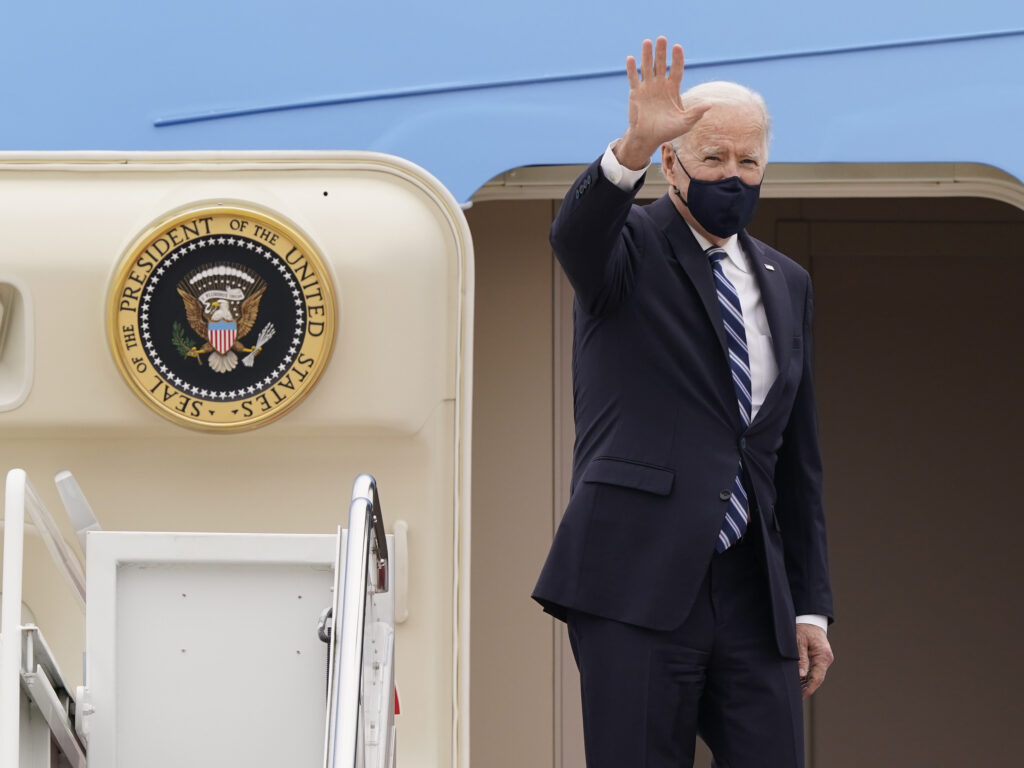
[708,247,751,552]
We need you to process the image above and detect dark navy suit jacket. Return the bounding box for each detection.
[532,158,834,658]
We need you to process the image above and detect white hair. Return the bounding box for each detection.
[672,80,772,153]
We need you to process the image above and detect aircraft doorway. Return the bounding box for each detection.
[467,169,1024,768]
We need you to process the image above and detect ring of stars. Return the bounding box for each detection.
[138,235,308,401]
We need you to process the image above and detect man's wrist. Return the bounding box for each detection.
[601,142,648,191]
[613,130,658,171]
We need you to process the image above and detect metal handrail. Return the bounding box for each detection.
[1,469,87,768]
[326,474,390,768]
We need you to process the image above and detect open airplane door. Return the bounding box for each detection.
[0,151,473,767]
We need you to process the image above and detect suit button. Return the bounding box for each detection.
[740,437,747,450]
[719,490,732,501]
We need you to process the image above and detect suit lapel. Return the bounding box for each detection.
[646,197,796,428]
[740,232,793,425]
[645,196,730,360]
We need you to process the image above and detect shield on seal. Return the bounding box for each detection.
[208,321,237,355]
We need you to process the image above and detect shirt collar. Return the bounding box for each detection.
[686,225,749,273]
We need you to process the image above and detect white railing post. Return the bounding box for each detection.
[0,469,28,768]
[325,474,392,768]
[1,469,88,768]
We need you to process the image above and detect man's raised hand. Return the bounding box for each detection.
[614,37,710,170]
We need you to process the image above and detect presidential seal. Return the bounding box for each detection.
[108,205,336,431]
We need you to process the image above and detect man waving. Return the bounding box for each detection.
[533,37,835,768]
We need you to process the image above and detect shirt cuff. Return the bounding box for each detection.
[600,142,648,191]
[795,614,828,633]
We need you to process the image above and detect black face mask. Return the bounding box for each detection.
[671,151,762,238]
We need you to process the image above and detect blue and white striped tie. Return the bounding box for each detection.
[708,247,751,552]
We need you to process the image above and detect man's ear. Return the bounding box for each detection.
[660,144,676,182]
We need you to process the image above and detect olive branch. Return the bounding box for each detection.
[171,321,197,358]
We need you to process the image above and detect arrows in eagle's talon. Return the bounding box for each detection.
[242,323,276,367]
[241,348,262,367]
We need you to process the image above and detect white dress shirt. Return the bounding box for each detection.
[600,144,827,634]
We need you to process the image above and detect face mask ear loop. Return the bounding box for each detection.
[670,149,693,209]
[671,149,695,181]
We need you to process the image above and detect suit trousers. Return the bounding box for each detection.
[566,525,805,768]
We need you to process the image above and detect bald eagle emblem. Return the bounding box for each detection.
[174,262,276,373]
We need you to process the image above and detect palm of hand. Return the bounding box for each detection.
[628,80,692,148]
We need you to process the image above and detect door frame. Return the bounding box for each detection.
[471,160,1024,768]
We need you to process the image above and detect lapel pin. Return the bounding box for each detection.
[764,263,776,272]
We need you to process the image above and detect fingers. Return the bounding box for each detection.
[795,625,835,700]
[802,677,824,698]
[631,38,688,88]
[797,634,810,680]
[653,36,667,77]
[682,100,712,131]
[640,38,654,82]
[668,42,684,86]
[801,649,829,699]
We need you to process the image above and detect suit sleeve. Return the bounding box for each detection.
[550,157,648,316]
[774,275,835,622]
